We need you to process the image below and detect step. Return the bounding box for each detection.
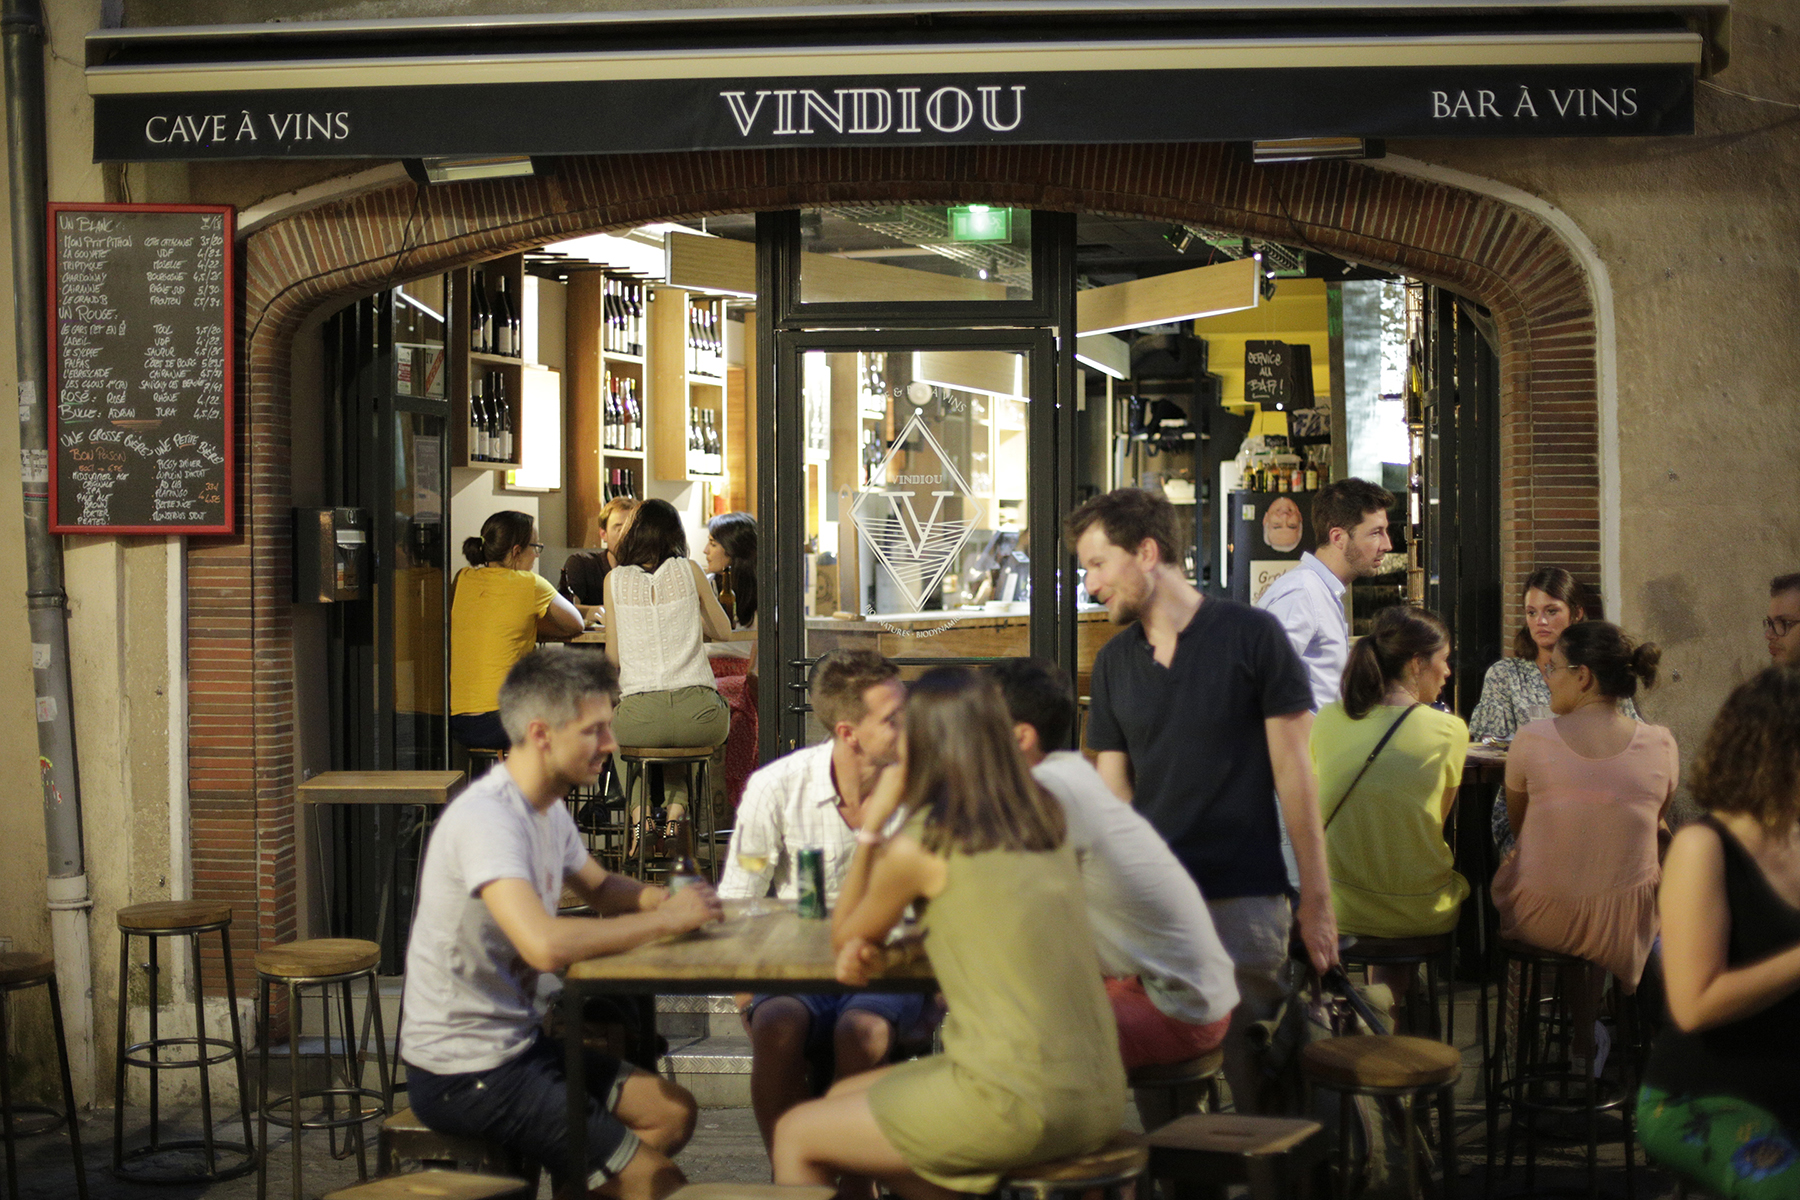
[661,1033,752,1108]
[656,994,743,1041]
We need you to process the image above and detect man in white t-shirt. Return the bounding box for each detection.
[986,658,1239,1076]
[403,650,722,1200]
[718,649,929,1153]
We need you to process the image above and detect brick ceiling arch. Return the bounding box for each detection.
[198,143,1596,969]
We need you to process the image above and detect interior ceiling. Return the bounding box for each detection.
[525,208,1398,289]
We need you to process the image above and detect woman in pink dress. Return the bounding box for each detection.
[1492,620,1677,1064]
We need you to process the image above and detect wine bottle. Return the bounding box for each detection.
[718,564,737,626]
[629,380,643,451]
[469,268,489,355]
[467,385,483,462]
[603,278,618,353]
[493,274,516,358]
[629,282,644,356]
[499,380,514,462]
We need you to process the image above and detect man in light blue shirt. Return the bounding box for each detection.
[1256,478,1395,711]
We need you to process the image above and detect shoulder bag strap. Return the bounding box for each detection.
[1323,704,1420,831]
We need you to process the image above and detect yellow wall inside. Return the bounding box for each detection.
[1193,276,1330,416]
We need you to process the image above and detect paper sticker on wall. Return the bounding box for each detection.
[36,695,57,722]
[31,643,51,670]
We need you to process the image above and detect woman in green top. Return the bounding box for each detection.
[1312,606,1469,1012]
[772,668,1126,1199]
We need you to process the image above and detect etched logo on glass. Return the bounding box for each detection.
[850,409,983,612]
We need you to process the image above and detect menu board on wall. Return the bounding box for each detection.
[47,202,234,534]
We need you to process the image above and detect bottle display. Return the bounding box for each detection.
[688,299,724,378]
[603,276,645,357]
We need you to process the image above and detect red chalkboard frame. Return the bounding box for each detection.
[46,201,236,535]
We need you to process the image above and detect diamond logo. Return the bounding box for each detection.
[850,410,984,612]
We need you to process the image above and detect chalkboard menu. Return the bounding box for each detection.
[47,203,234,534]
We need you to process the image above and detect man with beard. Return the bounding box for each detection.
[1256,478,1395,711]
[1766,572,1800,666]
[1068,487,1336,1114]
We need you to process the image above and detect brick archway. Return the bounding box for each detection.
[194,143,1599,973]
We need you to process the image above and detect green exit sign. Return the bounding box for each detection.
[948,206,1012,242]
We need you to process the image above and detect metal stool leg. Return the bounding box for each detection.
[188,932,217,1174]
[1439,1083,1457,1200]
[1,985,16,1200]
[44,974,88,1200]
[220,930,255,1162]
[145,935,160,1154]
[288,980,302,1200]
[112,931,128,1174]
[255,977,270,1200]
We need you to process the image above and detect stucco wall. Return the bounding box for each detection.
[1388,0,1800,781]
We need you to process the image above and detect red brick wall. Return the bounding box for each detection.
[192,144,1597,988]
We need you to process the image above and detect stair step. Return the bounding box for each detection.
[656,994,743,1040]
[657,995,739,1015]
[661,1034,752,1108]
[661,1035,752,1076]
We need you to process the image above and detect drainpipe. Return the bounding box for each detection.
[5,0,96,1103]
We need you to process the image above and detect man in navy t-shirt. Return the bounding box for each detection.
[1068,487,1337,1113]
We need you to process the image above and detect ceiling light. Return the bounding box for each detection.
[1248,138,1383,164]
[405,155,537,185]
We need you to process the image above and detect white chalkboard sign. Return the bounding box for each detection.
[47,203,234,534]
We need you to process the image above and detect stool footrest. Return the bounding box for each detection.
[260,1087,389,1133]
[122,1035,248,1070]
[115,1138,257,1184]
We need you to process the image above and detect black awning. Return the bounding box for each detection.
[87,2,1719,161]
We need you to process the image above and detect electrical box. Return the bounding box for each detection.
[293,507,371,602]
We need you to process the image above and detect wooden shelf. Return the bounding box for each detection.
[449,257,527,471]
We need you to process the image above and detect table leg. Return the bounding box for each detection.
[564,982,588,1200]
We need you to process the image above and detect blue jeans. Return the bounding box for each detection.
[407,1034,637,1190]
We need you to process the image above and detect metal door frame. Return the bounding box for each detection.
[754,210,1078,757]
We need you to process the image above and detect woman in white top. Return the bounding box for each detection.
[604,498,733,843]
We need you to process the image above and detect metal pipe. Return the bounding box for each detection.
[5,0,96,1103]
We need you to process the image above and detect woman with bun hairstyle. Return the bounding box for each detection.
[449,511,585,750]
[1638,666,1800,1197]
[1492,620,1677,1061]
[1312,606,1469,1015]
[1471,567,1640,856]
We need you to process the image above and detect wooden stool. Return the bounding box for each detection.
[322,1169,532,1199]
[112,900,255,1182]
[1145,1112,1324,1200]
[1486,938,1639,1200]
[255,938,392,1200]
[997,1131,1148,1200]
[0,952,87,1200]
[1129,1048,1224,1131]
[463,747,504,779]
[377,1107,531,1180]
[620,744,722,878]
[666,1187,837,1200]
[1302,1034,1462,1200]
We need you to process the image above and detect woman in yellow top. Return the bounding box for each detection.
[449,510,585,750]
[1312,605,1468,1013]
[773,668,1125,1199]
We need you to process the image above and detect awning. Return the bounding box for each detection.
[86,1,1722,162]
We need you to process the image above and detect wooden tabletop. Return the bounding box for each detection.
[567,627,756,645]
[564,900,935,994]
[297,770,467,806]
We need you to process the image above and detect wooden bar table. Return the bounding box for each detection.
[558,900,933,1190]
[296,770,467,948]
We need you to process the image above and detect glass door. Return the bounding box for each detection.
[757,210,1077,753]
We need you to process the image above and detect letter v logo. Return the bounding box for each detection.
[720,91,771,136]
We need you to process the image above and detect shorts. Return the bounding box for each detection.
[745,991,934,1058]
[450,711,509,751]
[406,1034,638,1190]
[1106,976,1231,1071]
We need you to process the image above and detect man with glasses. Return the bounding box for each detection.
[1767,573,1800,665]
